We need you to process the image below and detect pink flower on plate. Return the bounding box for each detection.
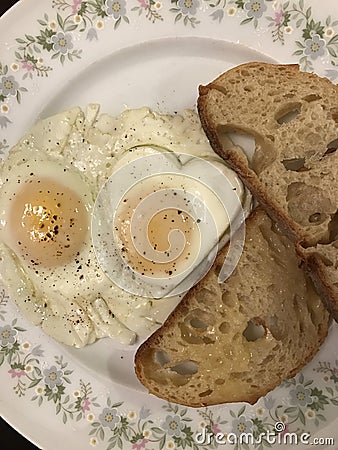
[212,423,221,434]
[138,0,148,8]
[22,61,33,72]
[132,438,148,450]
[82,398,91,412]
[274,10,283,25]
[8,369,26,378]
[72,0,82,14]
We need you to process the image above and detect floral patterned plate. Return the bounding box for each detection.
[1,1,338,449]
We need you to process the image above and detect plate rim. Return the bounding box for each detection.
[1,1,338,449]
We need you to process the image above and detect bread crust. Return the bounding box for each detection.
[197,61,338,321]
[135,62,333,407]
[297,249,338,319]
[135,208,329,407]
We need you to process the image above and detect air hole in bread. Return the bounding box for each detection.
[259,223,290,259]
[217,126,256,163]
[186,308,215,327]
[327,211,338,242]
[252,138,277,174]
[179,308,215,345]
[309,213,324,223]
[310,307,321,328]
[286,182,334,227]
[302,94,322,103]
[190,317,207,330]
[195,288,217,307]
[199,388,213,397]
[243,319,266,341]
[330,107,338,123]
[170,376,189,387]
[203,336,215,344]
[179,323,203,344]
[281,157,307,172]
[154,350,171,367]
[275,103,301,124]
[169,360,198,376]
[222,291,237,307]
[240,69,250,77]
[324,147,337,157]
[219,321,230,334]
[266,315,285,340]
[238,304,245,315]
[230,372,245,380]
[217,125,276,174]
[214,263,223,277]
[324,138,338,156]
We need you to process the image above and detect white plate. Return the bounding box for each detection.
[1,1,338,449]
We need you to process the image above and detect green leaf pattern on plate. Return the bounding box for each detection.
[0,285,338,449]
[1,1,338,130]
[1,1,338,448]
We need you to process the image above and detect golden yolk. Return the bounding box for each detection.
[9,178,88,268]
[115,197,200,279]
[147,209,194,253]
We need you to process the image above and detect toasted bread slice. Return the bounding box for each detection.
[197,62,338,320]
[134,208,330,407]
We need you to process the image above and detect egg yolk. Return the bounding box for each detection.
[115,193,200,279]
[8,178,88,268]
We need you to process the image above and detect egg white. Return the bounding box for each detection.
[0,104,249,348]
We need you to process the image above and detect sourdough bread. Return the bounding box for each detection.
[134,208,330,407]
[197,62,338,320]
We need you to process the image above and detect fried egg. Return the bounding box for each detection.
[0,105,249,348]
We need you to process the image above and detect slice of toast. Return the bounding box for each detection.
[197,62,338,320]
[134,208,330,407]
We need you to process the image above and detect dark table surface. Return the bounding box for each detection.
[0,4,41,450]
